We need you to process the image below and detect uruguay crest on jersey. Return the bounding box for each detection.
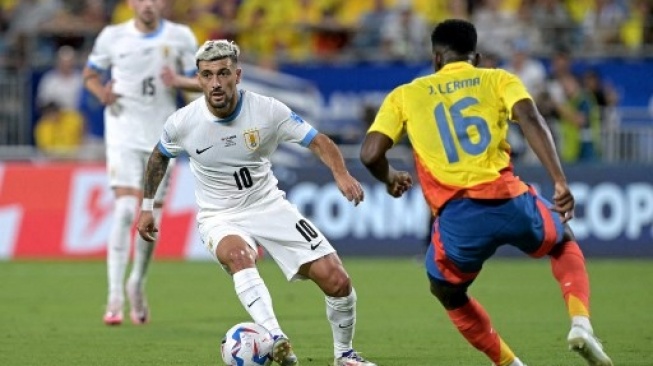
[243,128,260,150]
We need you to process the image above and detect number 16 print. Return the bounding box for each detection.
[434,97,491,163]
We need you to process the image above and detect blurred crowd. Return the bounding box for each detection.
[2,0,653,67]
[0,0,640,163]
[495,48,619,164]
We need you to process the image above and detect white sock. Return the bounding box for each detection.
[107,195,138,306]
[128,207,162,289]
[572,315,593,333]
[326,287,356,357]
[508,357,525,366]
[233,268,283,337]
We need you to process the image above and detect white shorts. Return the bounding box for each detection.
[198,195,336,281]
[105,147,173,202]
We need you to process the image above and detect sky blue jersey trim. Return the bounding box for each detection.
[214,90,244,124]
[157,142,176,158]
[300,128,318,147]
[143,20,165,38]
[86,60,106,72]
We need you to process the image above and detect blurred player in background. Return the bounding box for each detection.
[82,0,200,326]
[137,40,376,366]
[360,19,612,366]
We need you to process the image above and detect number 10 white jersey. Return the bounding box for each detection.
[158,90,318,213]
[87,19,197,151]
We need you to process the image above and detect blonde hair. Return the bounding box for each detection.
[195,40,240,67]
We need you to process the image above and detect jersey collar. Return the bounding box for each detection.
[128,19,165,39]
[203,90,245,124]
[438,61,475,74]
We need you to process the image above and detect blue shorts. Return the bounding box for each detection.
[425,187,564,285]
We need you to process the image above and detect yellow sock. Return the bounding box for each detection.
[498,338,516,366]
[568,294,590,317]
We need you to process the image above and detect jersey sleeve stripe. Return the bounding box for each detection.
[157,142,176,158]
[300,128,318,147]
[86,61,106,72]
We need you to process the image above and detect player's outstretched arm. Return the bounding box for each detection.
[137,145,171,242]
[512,98,574,222]
[360,132,412,198]
[308,133,364,206]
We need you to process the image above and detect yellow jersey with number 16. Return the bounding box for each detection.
[368,62,531,214]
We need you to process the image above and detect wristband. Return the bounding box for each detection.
[141,198,155,211]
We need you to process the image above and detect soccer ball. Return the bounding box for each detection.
[221,322,273,366]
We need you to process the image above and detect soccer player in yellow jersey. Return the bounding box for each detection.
[360,19,613,366]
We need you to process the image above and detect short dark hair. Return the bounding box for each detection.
[430,19,477,55]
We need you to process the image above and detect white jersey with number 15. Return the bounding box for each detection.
[87,19,197,150]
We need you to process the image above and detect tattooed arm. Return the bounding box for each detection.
[137,145,171,242]
[143,146,171,199]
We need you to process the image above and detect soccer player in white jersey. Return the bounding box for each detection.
[136,40,377,366]
[82,0,200,326]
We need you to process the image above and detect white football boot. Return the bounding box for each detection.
[567,325,613,366]
[271,335,298,366]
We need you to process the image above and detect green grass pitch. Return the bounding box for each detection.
[0,258,651,365]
